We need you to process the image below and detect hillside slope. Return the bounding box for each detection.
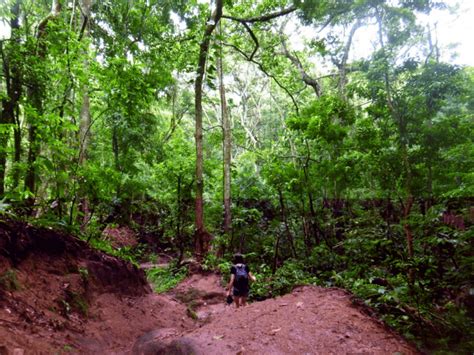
[134,274,418,355]
[0,221,418,354]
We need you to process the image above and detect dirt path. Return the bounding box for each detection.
[132,273,419,355]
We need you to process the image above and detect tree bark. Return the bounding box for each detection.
[272,230,281,275]
[0,0,22,196]
[12,108,22,190]
[278,188,297,259]
[194,0,223,260]
[281,38,321,97]
[333,21,360,98]
[176,175,185,265]
[217,21,232,251]
[78,0,92,231]
[24,0,62,206]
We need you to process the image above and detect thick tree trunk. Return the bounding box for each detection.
[24,91,41,197]
[24,0,62,208]
[0,0,22,196]
[194,0,223,260]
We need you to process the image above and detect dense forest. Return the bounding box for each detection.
[0,0,472,352]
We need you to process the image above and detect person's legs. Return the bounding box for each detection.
[241,296,247,306]
[234,296,242,308]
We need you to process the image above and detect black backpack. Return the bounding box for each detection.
[234,263,249,288]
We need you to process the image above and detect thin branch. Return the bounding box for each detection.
[317,8,351,33]
[162,107,190,144]
[203,124,222,132]
[77,15,88,41]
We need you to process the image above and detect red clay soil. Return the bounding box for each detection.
[181,285,418,355]
[0,220,419,354]
[133,273,419,355]
[0,220,195,353]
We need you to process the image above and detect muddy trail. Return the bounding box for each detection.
[0,221,419,354]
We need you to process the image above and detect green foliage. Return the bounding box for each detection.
[146,264,187,293]
[62,344,75,352]
[61,291,89,317]
[202,252,231,276]
[78,267,89,283]
[0,199,15,218]
[0,269,21,291]
[287,95,356,142]
[69,292,89,316]
[84,236,145,267]
[250,261,318,300]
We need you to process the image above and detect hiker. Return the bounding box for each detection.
[226,253,256,308]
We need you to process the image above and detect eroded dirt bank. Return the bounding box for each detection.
[0,220,194,353]
[0,221,419,354]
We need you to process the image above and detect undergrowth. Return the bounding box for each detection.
[0,269,21,291]
[146,263,187,293]
[82,234,146,267]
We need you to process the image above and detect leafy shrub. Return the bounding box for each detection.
[84,235,145,267]
[146,264,187,293]
[250,260,317,300]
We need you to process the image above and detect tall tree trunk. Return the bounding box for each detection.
[299,193,312,258]
[376,8,415,287]
[0,134,8,196]
[176,175,185,265]
[78,0,92,231]
[24,92,41,198]
[272,231,281,275]
[12,109,22,190]
[0,0,22,196]
[24,0,62,207]
[278,188,296,259]
[302,140,320,245]
[194,0,223,260]
[217,21,232,255]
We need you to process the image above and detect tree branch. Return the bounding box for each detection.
[242,22,259,60]
[281,36,321,97]
[222,6,297,24]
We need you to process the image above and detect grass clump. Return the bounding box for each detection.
[0,269,21,291]
[146,263,187,293]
